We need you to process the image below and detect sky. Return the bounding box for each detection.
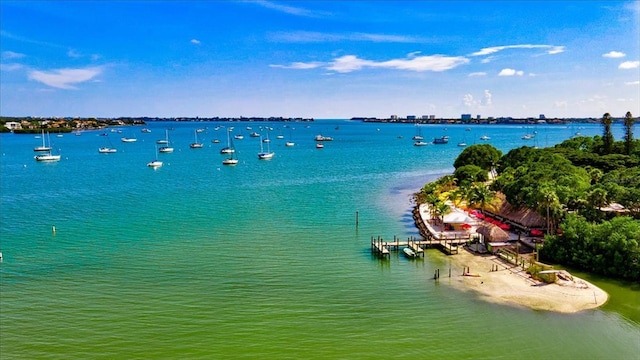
[1,1,639,119]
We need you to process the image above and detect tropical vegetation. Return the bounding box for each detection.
[415,112,639,281]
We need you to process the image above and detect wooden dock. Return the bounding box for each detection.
[371,235,465,258]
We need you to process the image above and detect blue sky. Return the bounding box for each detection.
[1,1,639,119]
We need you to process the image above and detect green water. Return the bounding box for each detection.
[1,120,638,359]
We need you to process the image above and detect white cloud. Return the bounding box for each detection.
[498,68,524,76]
[470,44,565,56]
[625,80,640,85]
[327,54,469,73]
[250,0,325,17]
[268,31,423,43]
[28,67,102,89]
[269,62,324,70]
[463,94,475,107]
[602,51,626,58]
[190,39,201,45]
[468,72,487,77]
[0,63,23,71]
[67,49,82,58]
[619,61,640,69]
[554,101,568,109]
[273,54,469,73]
[484,90,492,106]
[2,50,25,59]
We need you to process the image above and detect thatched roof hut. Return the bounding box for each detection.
[476,224,510,242]
[485,193,546,230]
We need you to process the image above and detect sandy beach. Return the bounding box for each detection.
[444,248,609,313]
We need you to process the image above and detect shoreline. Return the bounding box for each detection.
[441,247,609,313]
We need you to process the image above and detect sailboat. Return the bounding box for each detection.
[190,129,203,148]
[34,132,60,161]
[258,134,274,160]
[158,129,174,153]
[99,134,118,153]
[222,134,238,165]
[33,130,51,152]
[412,124,424,141]
[285,128,295,147]
[147,146,163,168]
[220,128,235,154]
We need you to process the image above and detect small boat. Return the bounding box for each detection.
[480,135,490,140]
[98,147,117,153]
[403,247,417,258]
[34,153,61,162]
[33,130,51,152]
[457,142,467,147]
[121,137,137,142]
[222,133,238,165]
[316,143,324,149]
[234,134,244,140]
[433,136,449,144]
[285,141,295,147]
[34,132,60,161]
[147,146,163,168]
[276,135,284,139]
[141,128,151,133]
[212,139,221,143]
[521,134,534,140]
[220,129,235,154]
[413,141,428,146]
[315,134,333,141]
[196,128,205,133]
[249,132,260,138]
[158,130,174,153]
[190,130,203,148]
[258,135,274,160]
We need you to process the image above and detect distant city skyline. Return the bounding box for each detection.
[1,1,639,119]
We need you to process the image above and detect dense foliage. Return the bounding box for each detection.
[417,112,639,281]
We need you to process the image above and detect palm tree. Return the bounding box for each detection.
[467,182,498,215]
[624,111,635,155]
[434,201,452,225]
[601,112,614,154]
[538,185,560,235]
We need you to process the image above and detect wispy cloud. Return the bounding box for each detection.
[28,67,103,89]
[468,72,487,77]
[625,80,640,85]
[190,39,201,45]
[619,61,640,69]
[272,54,469,73]
[602,51,626,58]
[249,0,326,17]
[498,68,524,76]
[268,31,424,43]
[269,62,324,70]
[470,44,565,56]
[2,50,25,59]
[0,63,23,71]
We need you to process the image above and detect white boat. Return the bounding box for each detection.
[141,128,151,133]
[258,135,274,160]
[457,142,467,147]
[222,155,239,166]
[147,146,163,168]
[158,130,174,153]
[190,130,203,148]
[316,143,324,149]
[33,130,52,152]
[285,141,295,147]
[98,147,117,153]
[521,134,534,140]
[413,141,428,146]
[212,139,221,143]
[412,124,424,141]
[249,132,260,138]
[403,247,417,258]
[480,135,490,140]
[220,128,235,154]
[34,132,60,161]
[315,134,333,141]
[276,135,284,139]
[34,153,61,162]
[121,137,137,142]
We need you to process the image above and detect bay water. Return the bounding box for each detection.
[1,120,638,359]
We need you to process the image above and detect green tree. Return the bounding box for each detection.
[624,111,635,155]
[467,182,498,214]
[453,144,502,172]
[538,184,561,234]
[454,164,488,185]
[601,112,614,155]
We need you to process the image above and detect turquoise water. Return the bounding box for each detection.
[1,120,638,359]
